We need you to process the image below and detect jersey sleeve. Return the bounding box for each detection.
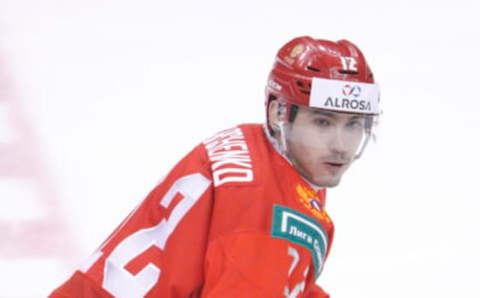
[50,145,214,298]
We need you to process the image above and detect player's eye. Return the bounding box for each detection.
[346,120,363,129]
[313,118,330,127]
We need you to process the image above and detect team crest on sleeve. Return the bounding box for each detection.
[271,205,328,278]
[296,185,331,223]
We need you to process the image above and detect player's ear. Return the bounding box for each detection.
[268,100,283,134]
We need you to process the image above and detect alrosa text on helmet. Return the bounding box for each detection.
[323,97,371,111]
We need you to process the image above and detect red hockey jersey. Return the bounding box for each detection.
[50,124,335,298]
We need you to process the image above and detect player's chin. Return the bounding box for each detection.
[309,167,347,187]
[313,176,342,188]
[310,169,346,187]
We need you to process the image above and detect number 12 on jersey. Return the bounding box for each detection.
[82,173,211,298]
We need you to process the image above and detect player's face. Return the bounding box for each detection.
[285,106,367,187]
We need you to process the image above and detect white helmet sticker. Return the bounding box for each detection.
[309,78,380,114]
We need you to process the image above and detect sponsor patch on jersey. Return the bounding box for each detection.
[296,185,331,223]
[271,205,328,278]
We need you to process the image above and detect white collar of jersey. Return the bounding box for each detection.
[262,124,324,192]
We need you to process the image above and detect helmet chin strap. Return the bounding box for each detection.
[263,122,291,165]
[277,121,289,157]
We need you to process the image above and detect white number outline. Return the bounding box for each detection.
[284,246,309,298]
[99,173,211,298]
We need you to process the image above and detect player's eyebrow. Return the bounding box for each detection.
[348,115,364,121]
[310,110,365,121]
[310,110,337,118]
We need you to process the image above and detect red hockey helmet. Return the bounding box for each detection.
[266,36,380,117]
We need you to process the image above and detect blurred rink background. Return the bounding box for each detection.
[1,0,479,297]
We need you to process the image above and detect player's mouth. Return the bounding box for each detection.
[323,161,346,173]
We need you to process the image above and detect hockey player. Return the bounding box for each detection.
[50,36,380,298]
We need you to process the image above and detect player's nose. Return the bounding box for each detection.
[328,128,348,155]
